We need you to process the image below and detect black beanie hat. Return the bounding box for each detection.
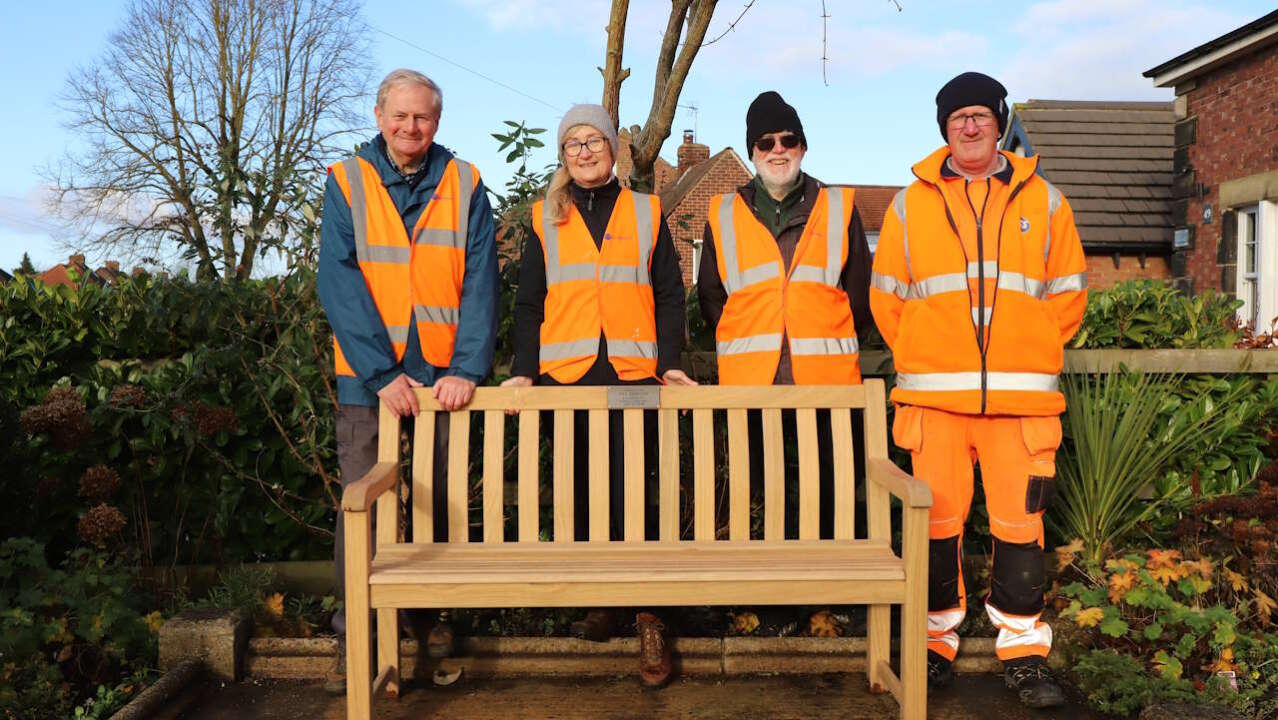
[935,72,1008,141]
[745,91,806,155]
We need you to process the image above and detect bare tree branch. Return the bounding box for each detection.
[701,0,755,47]
[599,0,631,130]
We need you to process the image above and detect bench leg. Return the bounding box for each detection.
[344,511,373,720]
[867,604,891,693]
[378,608,400,697]
[900,506,929,720]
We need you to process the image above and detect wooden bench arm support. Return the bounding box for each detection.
[868,458,933,508]
[341,461,399,513]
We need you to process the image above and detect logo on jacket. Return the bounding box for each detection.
[1019,217,1030,233]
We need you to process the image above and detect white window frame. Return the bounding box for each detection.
[1234,201,1278,330]
[691,238,703,282]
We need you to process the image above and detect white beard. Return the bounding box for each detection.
[758,162,801,197]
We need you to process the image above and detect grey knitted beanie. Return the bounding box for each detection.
[557,104,619,157]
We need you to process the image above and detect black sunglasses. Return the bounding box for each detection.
[754,134,801,153]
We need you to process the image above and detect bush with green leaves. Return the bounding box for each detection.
[1071,279,1243,349]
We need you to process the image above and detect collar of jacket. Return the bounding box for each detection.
[737,172,823,235]
[912,146,1037,187]
[940,154,1015,184]
[360,134,452,191]
[569,176,621,211]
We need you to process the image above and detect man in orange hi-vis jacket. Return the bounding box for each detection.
[869,72,1086,709]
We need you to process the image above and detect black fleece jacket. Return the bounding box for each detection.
[511,178,686,385]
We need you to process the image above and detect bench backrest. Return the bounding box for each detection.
[371,380,893,547]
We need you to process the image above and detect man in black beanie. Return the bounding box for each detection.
[869,71,1087,709]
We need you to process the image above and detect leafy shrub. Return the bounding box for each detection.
[1072,279,1243,349]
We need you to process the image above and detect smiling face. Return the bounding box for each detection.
[751,131,805,192]
[374,82,439,170]
[562,124,614,188]
[945,104,1000,174]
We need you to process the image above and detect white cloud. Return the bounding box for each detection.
[0,186,64,239]
[457,0,609,34]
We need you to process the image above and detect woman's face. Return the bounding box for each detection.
[562,124,614,188]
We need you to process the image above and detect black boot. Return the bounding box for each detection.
[1003,656,1065,708]
[927,649,954,689]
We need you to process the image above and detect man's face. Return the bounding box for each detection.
[374,83,439,166]
[945,104,999,169]
[751,130,805,188]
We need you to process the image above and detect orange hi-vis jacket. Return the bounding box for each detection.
[870,148,1087,416]
[708,186,861,385]
[532,189,661,384]
[327,155,478,378]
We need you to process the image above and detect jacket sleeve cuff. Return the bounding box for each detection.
[363,367,402,395]
[444,368,484,383]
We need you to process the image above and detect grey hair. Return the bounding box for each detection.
[376,68,443,116]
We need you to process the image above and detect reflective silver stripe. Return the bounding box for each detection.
[971,306,992,327]
[599,265,640,283]
[717,333,783,356]
[386,325,411,344]
[365,245,411,264]
[741,262,780,287]
[896,371,1059,393]
[790,336,859,356]
[824,188,844,286]
[892,189,910,275]
[455,160,474,249]
[607,339,657,359]
[415,227,459,247]
[1045,272,1087,295]
[870,271,909,300]
[413,304,459,326]
[966,260,998,278]
[911,272,968,298]
[1044,180,1062,262]
[998,271,1045,298]
[540,337,600,362]
[717,196,744,294]
[342,158,370,264]
[790,265,827,284]
[541,203,597,285]
[632,191,655,288]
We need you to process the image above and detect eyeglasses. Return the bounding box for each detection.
[754,133,801,153]
[563,136,608,157]
[947,111,996,129]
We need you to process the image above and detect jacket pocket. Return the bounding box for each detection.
[1020,416,1062,513]
[891,404,925,453]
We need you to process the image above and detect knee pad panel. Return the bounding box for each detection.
[989,538,1045,616]
[928,536,961,612]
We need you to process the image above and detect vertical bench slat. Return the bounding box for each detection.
[695,411,715,542]
[797,408,819,540]
[517,411,539,543]
[448,411,470,543]
[624,408,644,542]
[658,408,679,542]
[553,409,573,543]
[410,411,435,543]
[588,409,609,542]
[726,408,749,541]
[482,411,504,544]
[762,408,784,541]
[831,408,856,540]
[862,380,893,694]
[375,405,400,697]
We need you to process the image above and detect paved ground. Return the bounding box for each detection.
[175,673,1097,720]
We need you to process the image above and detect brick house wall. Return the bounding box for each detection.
[665,152,753,286]
[1086,255,1173,288]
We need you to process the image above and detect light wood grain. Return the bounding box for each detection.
[375,405,399,547]
[553,410,573,544]
[797,408,819,540]
[693,409,715,541]
[517,411,539,543]
[448,411,470,543]
[727,409,749,541]
[762,409,784,541]
[589,409,609,542]
[900,505,930,720]
[624,409,644,542]
[342,462,398,513]
[660,385,868,409]
[658,409,679,542]
[343,510,372,720]
[410,412,436,541]
[831,408,855,540]
[483,411,504,544]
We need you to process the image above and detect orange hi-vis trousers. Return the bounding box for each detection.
[892,405,1062,662]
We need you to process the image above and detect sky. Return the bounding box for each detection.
[0,0,1272,275]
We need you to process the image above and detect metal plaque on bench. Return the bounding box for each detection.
[607,386,660,409]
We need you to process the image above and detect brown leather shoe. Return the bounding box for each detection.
[570,610,617,642]
[426,622,455,659]
[636,612,671,689]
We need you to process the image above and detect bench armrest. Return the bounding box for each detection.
[341,461,398,512]
[868,458,932,508]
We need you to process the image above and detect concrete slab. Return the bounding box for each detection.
[159,609,251,682]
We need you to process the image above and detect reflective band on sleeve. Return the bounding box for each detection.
[1045,273,1086,294]
[893,189,911,275]
[1044,181,1062,262]
[607,339,657,359]
[790,336,859,356]
[870,271,910,300]
[540,337,601,362]
[824,189,844,286]
[717,332,784,356]
[895,371,1059,392]
[342,158,370,265]
[413,304,459,326]
[633,192,654,287]
[911,272,968,299]
[718,198,743,294]
[386,325,411,344]
[598,265,642,284]
[456,160,473,248]
[998,271,1045,299]
[364,245,411,264]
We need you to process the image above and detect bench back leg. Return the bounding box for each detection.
[900,506,930,719]
[345,509,373,720]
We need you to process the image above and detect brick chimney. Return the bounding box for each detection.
[676,129,709,174]
[105,261,120,273]
[70,254,86,267]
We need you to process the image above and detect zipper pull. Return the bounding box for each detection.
[588,190,594,213]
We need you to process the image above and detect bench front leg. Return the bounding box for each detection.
[344,508,373,720]
[900,504,929,720]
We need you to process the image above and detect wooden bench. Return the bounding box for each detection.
[341,379,932,719]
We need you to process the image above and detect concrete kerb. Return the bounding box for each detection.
[158,608,252,682]
[108,660,203,720]
[245,635,1064,680]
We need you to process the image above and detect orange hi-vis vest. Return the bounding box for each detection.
[708,186,861,385]
[532,189,660,384]
[327,155,478,378]
[869,148,1088,416]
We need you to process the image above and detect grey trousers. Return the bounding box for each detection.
[332,404,449,634]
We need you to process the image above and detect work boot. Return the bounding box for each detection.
[1003,656,1065,708]
[570,610,617,642]
[426,622,455,659]
[927,649,954,689]
[323,639,346,695]
[636,612,672,690]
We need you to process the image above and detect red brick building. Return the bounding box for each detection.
[1002,100,1176,288]
[37,254,124,288]
[1145,10,1278,329]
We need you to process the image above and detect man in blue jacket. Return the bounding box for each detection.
[318,68,497,693]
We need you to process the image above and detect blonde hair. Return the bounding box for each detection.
[544,166,574,226]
